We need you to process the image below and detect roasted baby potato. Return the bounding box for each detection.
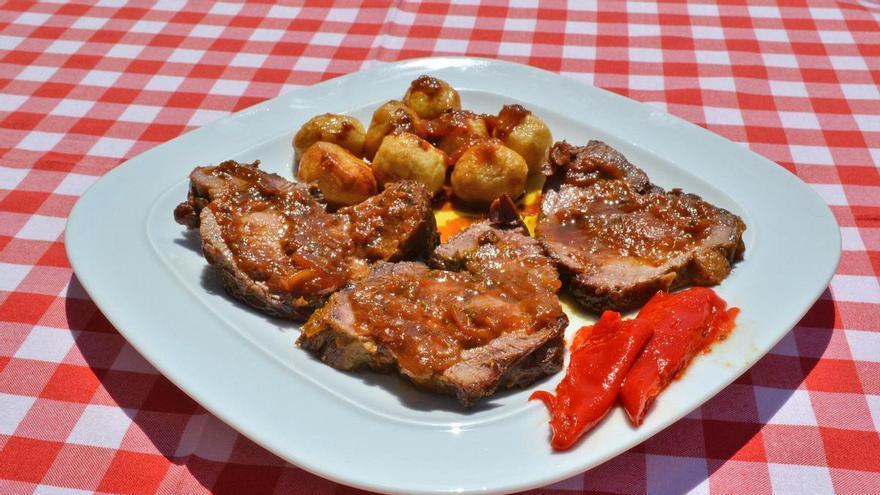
[429,110,490,163]
[293,113,366,162]
[451,140,528,207]
[492,105,552,174]
[372,132,447,194]
[364,101,423,160]
[403,75,461,119]
[297,142,377,206]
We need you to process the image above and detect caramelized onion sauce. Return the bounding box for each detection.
[489,104,530,140]
[345,235,562,375]
[424,109,478,138]
[388,108,420,135]
[409,75,444,96]
[540,181,717,266]
[424,110,489,162]
[205,162,353,297]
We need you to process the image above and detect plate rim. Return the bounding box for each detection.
[66,56,841,495]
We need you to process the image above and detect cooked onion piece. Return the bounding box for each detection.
[492,104,552,174]
[451,140,528,207]
[297,142,377,206]
[364,101,423,160]
[293,113,366,162]
[403,75,461,119]
[428,110,490,163]
[372,132,447,194]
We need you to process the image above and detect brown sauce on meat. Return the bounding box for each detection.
[341,182,428,259]
[196,161,435,301]
[540,180,717,266]
[345,231,562,375]
[199,163,353,297]
[561,151,627,187]
[546,141,651,192]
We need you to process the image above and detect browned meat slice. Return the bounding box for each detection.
[537,141,746,313]
[174,160,438,320]
[298,197,568,406]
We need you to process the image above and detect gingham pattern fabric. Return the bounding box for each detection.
[1,1,878,494]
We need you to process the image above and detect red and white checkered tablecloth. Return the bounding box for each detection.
[1,0,878,493]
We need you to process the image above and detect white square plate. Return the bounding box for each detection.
[66,57,840,494]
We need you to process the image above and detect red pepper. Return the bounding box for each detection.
[619,288,739,427]
[530,310,653,450]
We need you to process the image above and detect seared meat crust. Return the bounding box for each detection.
[537,141,745,313]
[299,197,567,406]
[175,160,438,320]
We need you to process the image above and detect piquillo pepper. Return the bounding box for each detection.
[619,288,739,426]
[530,311,653,450]
[531,287,738,449]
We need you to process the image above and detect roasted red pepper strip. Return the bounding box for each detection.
[620,288,739,427]
[530,311,653,450]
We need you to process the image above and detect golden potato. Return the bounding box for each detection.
[403,75,461,119]
[451,140,528,207]
[492,105,552,174]
[363,101,423,160]
[429,110,490,162]
[372,132,448,194]
[297,142,377,206]
[293,113,365,162]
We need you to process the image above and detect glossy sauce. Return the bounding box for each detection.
[205,162,355,296]
[425,110,489,162]
[426,109,481,135]
[540,180,718,266]
[199,163,431,299]
[341,181,428,259]
[409,75,443,96]
[387,107,421,136]
[338,119,355,137]
[471,140,500,163]
[317,114,357,141]
[488,104,530,140]
[345,232,563,376]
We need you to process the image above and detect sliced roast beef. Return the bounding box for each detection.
[174,160,438,320]
[298,197,568,406]
[537,141,745,313]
